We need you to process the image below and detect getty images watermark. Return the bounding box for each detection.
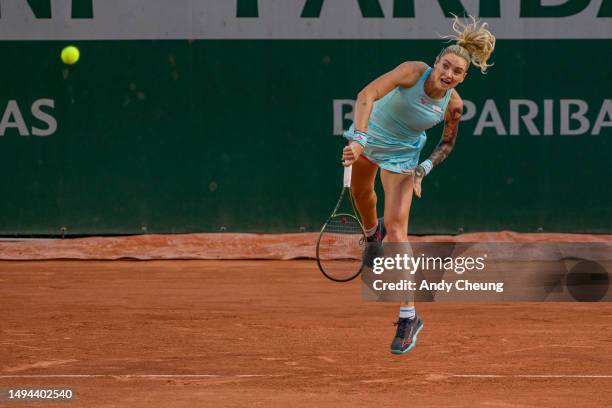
[371,252,503,293]
[361,243,612,302]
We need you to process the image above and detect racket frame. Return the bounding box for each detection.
[316,165,367,282]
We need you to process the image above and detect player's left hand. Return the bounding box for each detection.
[414,167,425,198]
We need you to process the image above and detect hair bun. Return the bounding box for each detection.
[443,15,496,74]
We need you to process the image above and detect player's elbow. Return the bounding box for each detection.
[356,89,376,105]
[444,141,457,153]
[438,139,456,155]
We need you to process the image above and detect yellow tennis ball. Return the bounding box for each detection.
[61,46,80,65]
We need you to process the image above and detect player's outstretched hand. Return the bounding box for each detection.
[342,142,363,166]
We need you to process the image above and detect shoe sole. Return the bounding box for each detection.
[390,322,424,355]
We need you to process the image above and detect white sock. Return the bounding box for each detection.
[365,224,378,237]
[399,307,415,319]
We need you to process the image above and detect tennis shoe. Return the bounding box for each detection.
[390,315,424,355]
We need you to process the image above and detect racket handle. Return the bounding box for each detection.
[343,165,352,187]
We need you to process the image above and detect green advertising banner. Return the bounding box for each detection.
[0,1,610,235]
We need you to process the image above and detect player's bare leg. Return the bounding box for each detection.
[351,155,387,265]
[380,169,423,354]
[350,155,379,231]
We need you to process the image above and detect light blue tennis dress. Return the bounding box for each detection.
[344,67,452,174]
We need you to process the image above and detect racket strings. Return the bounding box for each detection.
[316,186,366,282]
[317,215,365,282]
[324,216,364,235]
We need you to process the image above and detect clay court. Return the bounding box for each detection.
[2,234,612,407]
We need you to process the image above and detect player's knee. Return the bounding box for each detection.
[353,188,376,203]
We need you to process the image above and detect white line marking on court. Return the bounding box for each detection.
[517,375,612,379]
[502,344,595,354]
[1,374,612,380]
[451,375,504,378]
[0,374,290,379]
[0,375,220,379]
[451,375,612,379]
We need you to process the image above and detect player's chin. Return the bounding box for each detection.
[440,79,459,90]
[448,81,461,89]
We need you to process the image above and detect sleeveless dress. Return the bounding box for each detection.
[344,67,452,174]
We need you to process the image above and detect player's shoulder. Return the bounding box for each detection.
[446,89,464,119]
[394,61,429,87]
[397,60,429,73]
[449,89,463,107]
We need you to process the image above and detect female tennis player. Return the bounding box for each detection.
[342,16,495,354]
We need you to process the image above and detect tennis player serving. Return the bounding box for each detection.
[342,16,496,354]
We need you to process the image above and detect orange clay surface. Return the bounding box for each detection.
[2,260,612,407]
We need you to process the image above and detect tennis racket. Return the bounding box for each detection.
[316,165,366,282]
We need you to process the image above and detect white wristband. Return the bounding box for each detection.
[352,130,368,147]
[419,159,433,175]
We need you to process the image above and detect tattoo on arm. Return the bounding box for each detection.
[428,106,462,167]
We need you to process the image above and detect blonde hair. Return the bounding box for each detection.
[439,15,496,74]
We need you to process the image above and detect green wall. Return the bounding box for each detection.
[0,40,610,234]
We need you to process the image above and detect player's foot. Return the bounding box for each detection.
[390,315,424,355]
[363,218,386,267]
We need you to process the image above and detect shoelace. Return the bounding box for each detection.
[360,230,380,245]
[394,319,410,338]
